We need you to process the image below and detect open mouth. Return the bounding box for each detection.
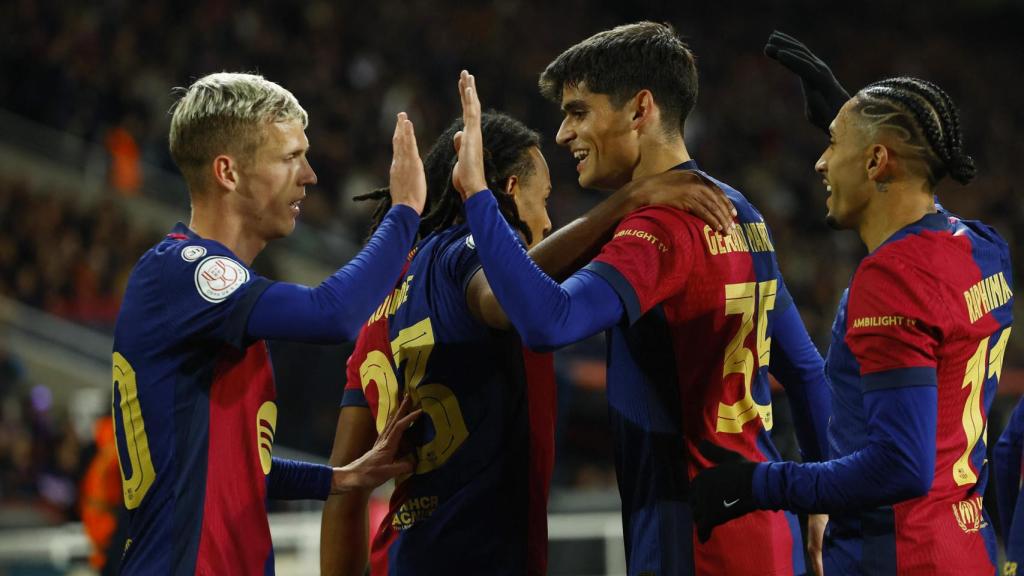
[289,198,303,215]
[572,149,590,173]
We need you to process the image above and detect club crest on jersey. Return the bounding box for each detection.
[465,235,476,249]
[181,245,207,262]
[952,496,987,534]
[194,256,249,303]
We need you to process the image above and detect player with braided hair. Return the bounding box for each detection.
[321,107,734,576]
[690,34,1013,576]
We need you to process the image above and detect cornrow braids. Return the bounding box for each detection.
[854,77,976,185]
[356,112,541,244]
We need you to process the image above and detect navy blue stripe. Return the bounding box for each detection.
[860,506,898,576]
[227,277,273,349]
[584,261,641,325]
[341,388,369,408]
[862,366,937,392]
[173,354,213,575]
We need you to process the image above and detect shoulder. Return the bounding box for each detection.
[617,205,702,248]
[147,233,256,305]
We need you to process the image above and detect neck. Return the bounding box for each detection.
[632,134,691,181]
[188,199,265,265]
[858,180,936,252]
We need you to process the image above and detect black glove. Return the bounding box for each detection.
[764,30,850,135]
[689,440,758,543]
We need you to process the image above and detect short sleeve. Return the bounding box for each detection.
[584,206,696,324]
[162,241,272,350]
[342,326,371,408]
[443,233,484,297]
[845,255,942,381]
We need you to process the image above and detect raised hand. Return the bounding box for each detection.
[624,170,736,234]
[331,394,421,492]
[764,30,850,134]
[389,112,427,215]
[452,70,489,200]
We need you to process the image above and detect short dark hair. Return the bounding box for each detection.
[853,77,976,186]
[356,111,541,243]
[538,21,698,135]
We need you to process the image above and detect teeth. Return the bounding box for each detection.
[826,185,832,193]
[573,150,589,161]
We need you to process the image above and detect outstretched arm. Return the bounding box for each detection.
[247,113,426,344]
[453,71,625,344]
[764,30,850,135]
[768,298,831,462]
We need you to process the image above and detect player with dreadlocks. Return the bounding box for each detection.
[690,33,1013,576]
[320,106,733,576]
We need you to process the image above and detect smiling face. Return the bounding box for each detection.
[556,83,638,191]
[236,119,317,240]
[815,99,872,230]
[508,147,552,248]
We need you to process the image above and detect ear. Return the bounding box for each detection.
[212,154,240,191]
[630,89,656,130]
[504,174,519,198]
[865,144,893,183]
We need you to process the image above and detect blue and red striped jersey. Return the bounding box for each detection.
[112,223,279,575]
[995,398,1024,576]
[824,212,1011,575]
[341,223,555,576]
[584,164,805,575]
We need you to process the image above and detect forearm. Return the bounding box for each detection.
[754,373,936,514]
[247,205,418,343]
[464,190,621,349]
[320,492,371,576]
[528,186,639,281]
[994,422,1024,541]
[320,405,377,575]
[770,304,831,461]
[266,457,333,501]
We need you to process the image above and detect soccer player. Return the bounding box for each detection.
[452,22,831,576]
[689,35,1014,576]
[321,106,736,575]
[112,72,424,575]
[995,399,1024,576]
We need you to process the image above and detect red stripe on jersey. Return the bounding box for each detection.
[195,342,275,575]
[522,348,556,576]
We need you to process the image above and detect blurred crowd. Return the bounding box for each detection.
[1,0,1023,529]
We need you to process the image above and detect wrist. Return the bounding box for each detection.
[391,201,423,216]
[330,467,356,494]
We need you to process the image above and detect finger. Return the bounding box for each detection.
[772,49,819,76]
[769,30,809,51]
[381,393,413,440]
[702,187,735,232]
[404,117,420,157]
[688,194,727,233]
[697,440,744,464]
[392,408,423,438]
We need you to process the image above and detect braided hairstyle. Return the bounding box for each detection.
[852,77,976,186]
[354,111,541,243]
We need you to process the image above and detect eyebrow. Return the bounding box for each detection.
[561,99,588,113]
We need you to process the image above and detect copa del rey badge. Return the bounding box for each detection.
[194,256,249,303]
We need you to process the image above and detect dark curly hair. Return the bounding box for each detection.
[355,111,541,243]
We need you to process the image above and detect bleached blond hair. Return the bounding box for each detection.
[169,72,308,189]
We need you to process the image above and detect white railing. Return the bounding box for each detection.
[0,511,626,576]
